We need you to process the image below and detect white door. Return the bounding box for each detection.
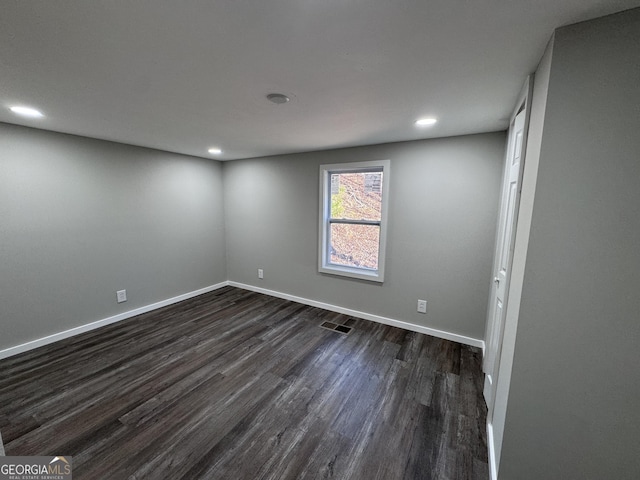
[483,109,526,409]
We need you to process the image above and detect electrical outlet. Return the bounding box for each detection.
[117,289,127,303]
[258,268,264,279]
[417,299,427,314]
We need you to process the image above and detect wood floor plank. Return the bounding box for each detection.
[0,287,488,479]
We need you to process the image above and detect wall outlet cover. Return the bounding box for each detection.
[417,299,427,314]
[117,289,127,303]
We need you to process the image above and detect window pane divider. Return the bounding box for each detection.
[328,219,381,226]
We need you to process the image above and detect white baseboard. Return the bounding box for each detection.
[1,280,484,360]
[487,422,498,480]
[229,281,485,349]
[0,282,229,360]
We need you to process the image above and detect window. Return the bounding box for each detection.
[318,160,390,282]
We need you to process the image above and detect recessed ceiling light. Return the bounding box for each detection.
[266,93,290,105]
[208,147,222,155]
[10,106,44,118]
[415,117,437,127]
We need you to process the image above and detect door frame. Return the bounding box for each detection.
[484,76,534,479]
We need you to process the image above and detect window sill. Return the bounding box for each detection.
[319,264,384,283]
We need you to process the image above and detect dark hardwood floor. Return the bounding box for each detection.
[0,287,488,479]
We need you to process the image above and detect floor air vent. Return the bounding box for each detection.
[320,321,352,334]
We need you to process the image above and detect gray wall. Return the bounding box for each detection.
[223,133,505,341]
[0,123,227,351]
[499,9,640,479]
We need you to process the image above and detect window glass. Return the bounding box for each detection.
[330,223,380,270]
[330,172,382,221]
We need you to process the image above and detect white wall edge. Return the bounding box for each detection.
[229,281,485,349]
[0,281,230,360]
[487,422,498,480]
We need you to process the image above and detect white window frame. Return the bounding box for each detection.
[318,160,390,283]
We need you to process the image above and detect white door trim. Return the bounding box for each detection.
[484,76,534,479]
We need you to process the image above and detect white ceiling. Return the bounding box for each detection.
[1,1,638,160]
